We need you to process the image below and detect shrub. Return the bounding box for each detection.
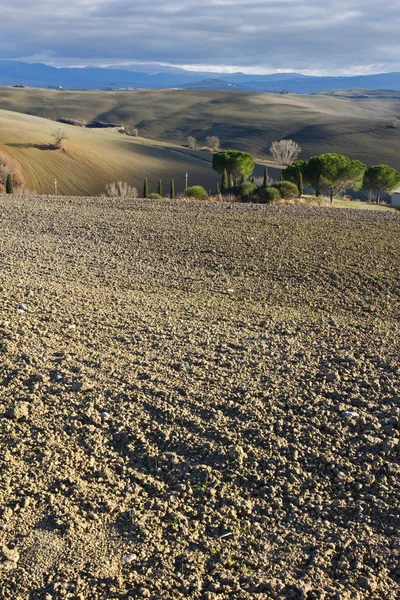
[184,185,209,200]
[104,181,137,198]
[50,128,68,149]
[254,186,281,204]
[272,181,299,199]
[187,136,197,149]
[0,151,25,193]
[227,182,256,200]
[148,193,163,199]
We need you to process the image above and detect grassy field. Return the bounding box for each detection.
[0,196,399,599]
[1,86,400,168]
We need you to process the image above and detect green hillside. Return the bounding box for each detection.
[1,86,400,168]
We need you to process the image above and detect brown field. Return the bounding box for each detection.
[0,195,399,599]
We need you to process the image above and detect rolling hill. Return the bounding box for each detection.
[0,109,225,196]
[1,86,400,170]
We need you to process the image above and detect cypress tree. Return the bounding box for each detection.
[216,182,220,195]
[251,176,255,184]
[240,174,246,184]
[279,171,284,182]
[6,174,13,194]
[297,171,303,196]
[157,179,163,197]
[170,178,175,199]
[263,165,268,186]
[143,178,149,198]
[228,173,234,188]
[221,169,228,193]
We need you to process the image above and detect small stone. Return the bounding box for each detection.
[121,553,137,565]
[100,411,110,420]
[342,411,359,418]
[17,305,28,312]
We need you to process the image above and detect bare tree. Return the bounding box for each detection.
[50,128,68,149]
[205,136,220,151]
[132,128,139,137]
[104,181,138,198]
[270,139,301,165]
[187,136,197,149]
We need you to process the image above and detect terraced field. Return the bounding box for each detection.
[0,195,399,599]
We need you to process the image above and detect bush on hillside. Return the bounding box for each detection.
[254,186,281,204]
[148,193,163,199]
[226,181,256,200]
[0,151,25,193]
[272,181,299,199]
[184,186,209,200]
[57,118,86,127]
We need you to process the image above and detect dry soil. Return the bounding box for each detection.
[0,196,399,600]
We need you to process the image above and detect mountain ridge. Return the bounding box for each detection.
[1,60,400,93]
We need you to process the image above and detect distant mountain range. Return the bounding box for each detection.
[1,60,400,93]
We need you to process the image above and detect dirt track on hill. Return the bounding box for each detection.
[0,196,399,600]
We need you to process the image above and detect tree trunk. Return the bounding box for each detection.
[330,188,334,205]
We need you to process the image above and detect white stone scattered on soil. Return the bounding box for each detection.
[342,411,359,418]
[121,553,137,565]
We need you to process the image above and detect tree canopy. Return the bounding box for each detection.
[282,161,306,183]
[363,165,400,203]
[306,153,366,203]
[212,150,254,180]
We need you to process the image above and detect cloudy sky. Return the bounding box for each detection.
[2,0,400,74]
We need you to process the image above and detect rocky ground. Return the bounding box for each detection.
[0,195,399,600]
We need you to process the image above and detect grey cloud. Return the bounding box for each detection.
[2,0,400,73]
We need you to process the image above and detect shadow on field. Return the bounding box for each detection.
[6,142,60,151]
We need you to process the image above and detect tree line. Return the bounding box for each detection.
[210,144,400,204]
